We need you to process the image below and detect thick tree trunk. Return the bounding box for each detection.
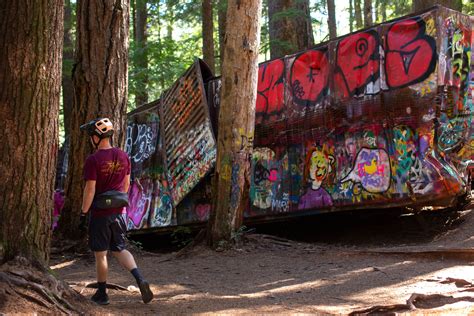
[209,0,262,247]
[58,0,129,240]
[413,0,462,12]
[218,0,227,73]
[0,0,63,263]
[364,0,373,27]
[381,0,386,22]
[202,0,216,73]
[354,0,363,29]
[327,0,337,39]
[134,0,148,107]
[268,0,314,59]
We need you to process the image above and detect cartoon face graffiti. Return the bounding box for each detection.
[307,149,334,190]
[298,147,335,210]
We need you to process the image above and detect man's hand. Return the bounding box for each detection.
[78,212,88,232]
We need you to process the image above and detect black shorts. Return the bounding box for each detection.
[89,214,127,252]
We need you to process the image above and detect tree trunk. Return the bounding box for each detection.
[374,0,379,23]
[209,0,262,247]
[63,0,74,142]
[202,0,216,73]
[327,0,337,39]
[364,0,373,27]
[413,0,462,12]
[134,0,148,107]
[268,0,314,59]
[354,0,363,29]
[166,0,173,40]
[0,0,63,263]
[218,0,227,73]
[58,0,129,240]
[381,0,386,22]
[349,0,354,32]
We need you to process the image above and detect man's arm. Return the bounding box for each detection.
[123,174,131,193]
[81,180,96,214]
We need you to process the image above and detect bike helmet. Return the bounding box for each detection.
[80,118,114,138]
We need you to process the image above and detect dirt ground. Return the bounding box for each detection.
[4,197,474,314]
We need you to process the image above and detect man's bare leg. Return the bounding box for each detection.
[92,251,110,305]
[111,249,137,270]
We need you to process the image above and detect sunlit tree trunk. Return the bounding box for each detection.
[59,0,129,240]
[364,0,373,27]
[268,0,313,59]
[209,0,262,247]
[349,0,354,32]
[202,0,215,73]
[0,0,63,263]
[63,0,74,142]
[327,0,337,39]
[354,0,363,29]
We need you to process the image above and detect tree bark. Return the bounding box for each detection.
[364,0,373,27]
[0,0,63,263]
[209,0,262,247]
[218,0,227,73]
[202,0,216,73]
[63,0,74,141]
[327,0,337,39]
[58,0,129,240]
[413,0,462,12]
[134,0,148,107]
[268,0,314,59]
[354,0,363,29]
[349,0,354,33]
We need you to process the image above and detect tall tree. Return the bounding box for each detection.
[218,0,227,73]
[364,0,373,27]
[268,0,314,59]
[327,0,337,39]
[63,0,74,142]
[349,0,354,32]
[202,0,216,73]
[58,0,130,239]
[381,0,387,22]
[413,0,462,12]
[0,0,63,262]
[209,0,262,247]
[354,0,363,29]
[134,0,149,107]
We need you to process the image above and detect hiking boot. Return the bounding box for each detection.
[137,279,154,304]
[91,290,110,305]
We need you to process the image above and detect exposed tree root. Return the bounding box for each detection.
[0,256,94,314]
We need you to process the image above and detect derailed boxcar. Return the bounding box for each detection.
[125,6,474,233]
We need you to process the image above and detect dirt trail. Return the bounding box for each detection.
[47,198,474,315]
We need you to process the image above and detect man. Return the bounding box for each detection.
[79,117,154,305]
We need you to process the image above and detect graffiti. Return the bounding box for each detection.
[342,148,391,193]
[195,204,211,221]
[130,123,158,164]
[385,18,437,89]
[298,147,334,210]
[127,179,153,229]
[256,59,285,121]
[290,49,330,106]
[335,31,380,98]
[150,179,173,227]
[230,163,241,209]
[251,148,276,209]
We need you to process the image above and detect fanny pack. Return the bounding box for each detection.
[93,190,129,209]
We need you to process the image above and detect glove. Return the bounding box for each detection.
[78,212,88,232]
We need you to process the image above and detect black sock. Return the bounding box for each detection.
[98,281,107,294]
[130,268,144,283]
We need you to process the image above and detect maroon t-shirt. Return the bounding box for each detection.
[84,147,131,217]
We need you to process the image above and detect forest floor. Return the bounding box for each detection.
[4,195,474,315]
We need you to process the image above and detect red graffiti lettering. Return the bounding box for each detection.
[385,18,436,88]
[290,49,329,106]
[256,59,284,118]
[335,31,380,99]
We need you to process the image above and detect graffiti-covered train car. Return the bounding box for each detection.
[125,6,473,233]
